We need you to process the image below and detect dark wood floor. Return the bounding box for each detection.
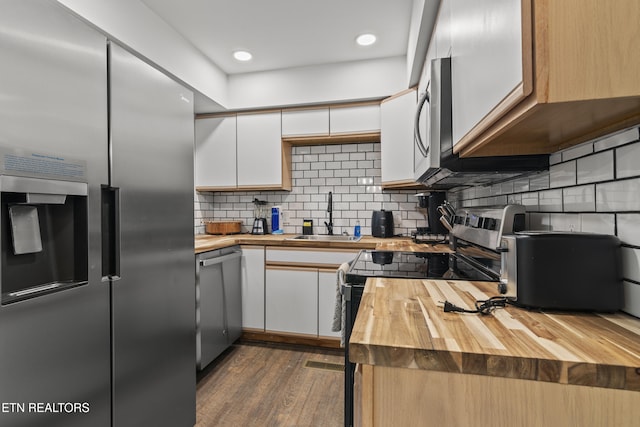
[196,341,345,427]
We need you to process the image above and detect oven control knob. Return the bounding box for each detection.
[497,280,508,294]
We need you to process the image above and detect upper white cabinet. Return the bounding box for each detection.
[329,104,380,135]
[450,0,530,149]
[280,102,382,145]
[380,88,418,188]
[281,108,329,137]
[449,0,640,157]
[236,111,290,189]
[195,111,292,191]
[195,115,237,189]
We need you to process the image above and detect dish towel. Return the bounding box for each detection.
[332,261,351,347]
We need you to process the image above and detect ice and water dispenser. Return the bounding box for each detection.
[0,175,88,304]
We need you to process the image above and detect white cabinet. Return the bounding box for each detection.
[195,111,291,191]
[281,108,329,137]
[237,111,289,188]
[329,104,380,135]
[264,247,356,338]
[265,266,318,335]
[381,89,417,187]
[450,0,530,148]
[241,246,265,330]
[318,270,340,338]
[195,115,236,189]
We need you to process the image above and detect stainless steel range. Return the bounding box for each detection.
[342,204,526,427]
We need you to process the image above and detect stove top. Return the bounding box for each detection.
[345,250,498,285]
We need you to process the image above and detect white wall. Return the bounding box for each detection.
[55,0,228,112]
[227,56,407,110]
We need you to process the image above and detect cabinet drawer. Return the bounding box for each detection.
[266,247,357,266]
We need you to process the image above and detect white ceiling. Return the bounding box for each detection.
[140,0,415,75]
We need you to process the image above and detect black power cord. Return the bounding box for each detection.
[442,296,515,315]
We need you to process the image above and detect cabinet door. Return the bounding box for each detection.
[222,252,243,344]
[381,90,417,185]
[241,246,265,330]
[265,267,318,335]
[236,112,283,187]
[318,270,341,338]
[282,108,329,136]
[450,0,531,147]
[195,115,237,188]
[329,104,380,135]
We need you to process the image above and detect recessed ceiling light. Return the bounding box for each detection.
[356,33,377,46]
[233,50,252,61]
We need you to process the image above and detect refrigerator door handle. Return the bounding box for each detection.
[101,185,121,281]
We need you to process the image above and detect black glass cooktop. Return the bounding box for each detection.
[345,250,498,285]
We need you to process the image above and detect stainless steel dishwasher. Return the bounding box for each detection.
[196,245,242,370]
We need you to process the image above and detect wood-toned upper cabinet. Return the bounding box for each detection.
[281,108,329,137]
[329,104,380,135]
[451,0,640,157]
[195,115,237,190]
[380,88,418,188]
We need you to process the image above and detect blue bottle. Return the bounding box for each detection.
[354,220,361,237]
[271,206,280,233]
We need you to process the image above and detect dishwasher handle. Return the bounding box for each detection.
[199,250,242,267]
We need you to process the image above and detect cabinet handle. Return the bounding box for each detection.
[199,250,242,267]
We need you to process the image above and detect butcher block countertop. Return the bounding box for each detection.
[349,278,640,392]
[194,234,451,254]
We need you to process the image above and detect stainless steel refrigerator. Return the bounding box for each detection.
[0,1,195,426]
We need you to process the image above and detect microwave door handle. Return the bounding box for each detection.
[414,84,430,158]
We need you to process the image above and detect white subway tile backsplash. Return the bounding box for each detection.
[622,247,640,283]
[579,213,615,234]
[563,185,595,212]
[549,213,581,231]
[562,141,593,161]
[596,178,640,212]
[549,152,563,166]
[617,214,640,246]
[594,127,639,152]
[616,141,640,179]
[623,281,640,318]
[538,189,563,212]
[550,161,576,188]
[529,172,550,191]
[528,213,551,230]
[577,151,614,184]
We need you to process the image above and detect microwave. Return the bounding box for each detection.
[413,57,547,189]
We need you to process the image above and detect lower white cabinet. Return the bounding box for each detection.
[264,247,357,338]
[318,269,340,338]
[265,266,318,335]
[241,246,265,330]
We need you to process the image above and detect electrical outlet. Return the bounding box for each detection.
[282,211,291,225]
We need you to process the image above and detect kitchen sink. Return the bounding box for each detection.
[287,234,362,242]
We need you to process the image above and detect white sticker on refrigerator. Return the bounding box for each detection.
[0,147,87,182]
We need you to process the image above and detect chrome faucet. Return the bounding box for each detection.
[324,191,333,235]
